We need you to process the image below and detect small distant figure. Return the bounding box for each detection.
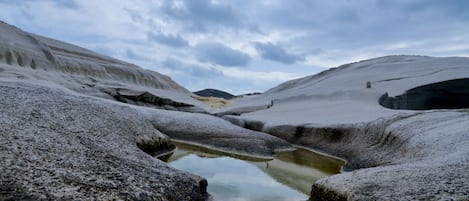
[366,81,371,88]
[267,100,274,108]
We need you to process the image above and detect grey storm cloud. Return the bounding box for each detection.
[159,0,243,32]
[195,42,251,67]
[125,1,469,56]
[147,32,189,48]
[253,42,304,64]
[3,0,469,93]
[162,58,223,78]
[248,0,469,50]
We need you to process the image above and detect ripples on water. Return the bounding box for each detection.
[163,142,344,201]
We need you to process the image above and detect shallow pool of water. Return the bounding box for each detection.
[164,142,344,201]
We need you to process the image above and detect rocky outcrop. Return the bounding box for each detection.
[226,110,469,200]
[309,111,469,200]
[221,55,469,200]
[0,21,294,200]
[102,87,206,113]
[0,20,207,112]
[0,81,208,200]
[193,88,235,100]
[139,108,292,158]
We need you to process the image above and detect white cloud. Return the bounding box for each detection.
[216,67,300,83]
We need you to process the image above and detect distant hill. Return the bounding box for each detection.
[194,89,236,100]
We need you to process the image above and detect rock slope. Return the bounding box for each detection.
[220,55,469,200]
[0,20,206,113]
[219,55,469,124]
[309,110,469,201]
[0,81,208,200]
[0,21,292,200]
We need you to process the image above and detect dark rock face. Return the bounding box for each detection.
[101,87,205,113]
[379,78,469,110]
[310,185,347,201]
[0,82,208,201]
[193,88,235,100]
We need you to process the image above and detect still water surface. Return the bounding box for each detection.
[164,142,344,201]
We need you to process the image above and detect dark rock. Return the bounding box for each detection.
[379,78,469,110]
[193,88,235,100]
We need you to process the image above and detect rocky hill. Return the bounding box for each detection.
[220,55,469,124]
[193,88,236,100]
[0,21,292,200]
[2,18,469,200]
[218,55,469,200]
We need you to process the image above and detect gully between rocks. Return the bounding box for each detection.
[162,141,345,201]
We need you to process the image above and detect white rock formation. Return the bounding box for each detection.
[220,55,469,125]
[0,21,206,112]
[219,55,469,200]
[0,81,208,200]
[0,21,292,200]
[2,18,468,200]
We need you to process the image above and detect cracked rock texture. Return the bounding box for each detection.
[0,81,208,200]
[310,111,469,200]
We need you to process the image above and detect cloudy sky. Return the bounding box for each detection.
[1,0,468,94]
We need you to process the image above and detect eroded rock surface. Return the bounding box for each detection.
[221,56,469,200]
[0,20,207,112]
[0,21,293,200]
[0,81,208,200]
[310,111,469,200]
[139,108,292,158]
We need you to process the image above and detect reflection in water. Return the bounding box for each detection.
[253,147,344,194]
[165,142,344,201]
